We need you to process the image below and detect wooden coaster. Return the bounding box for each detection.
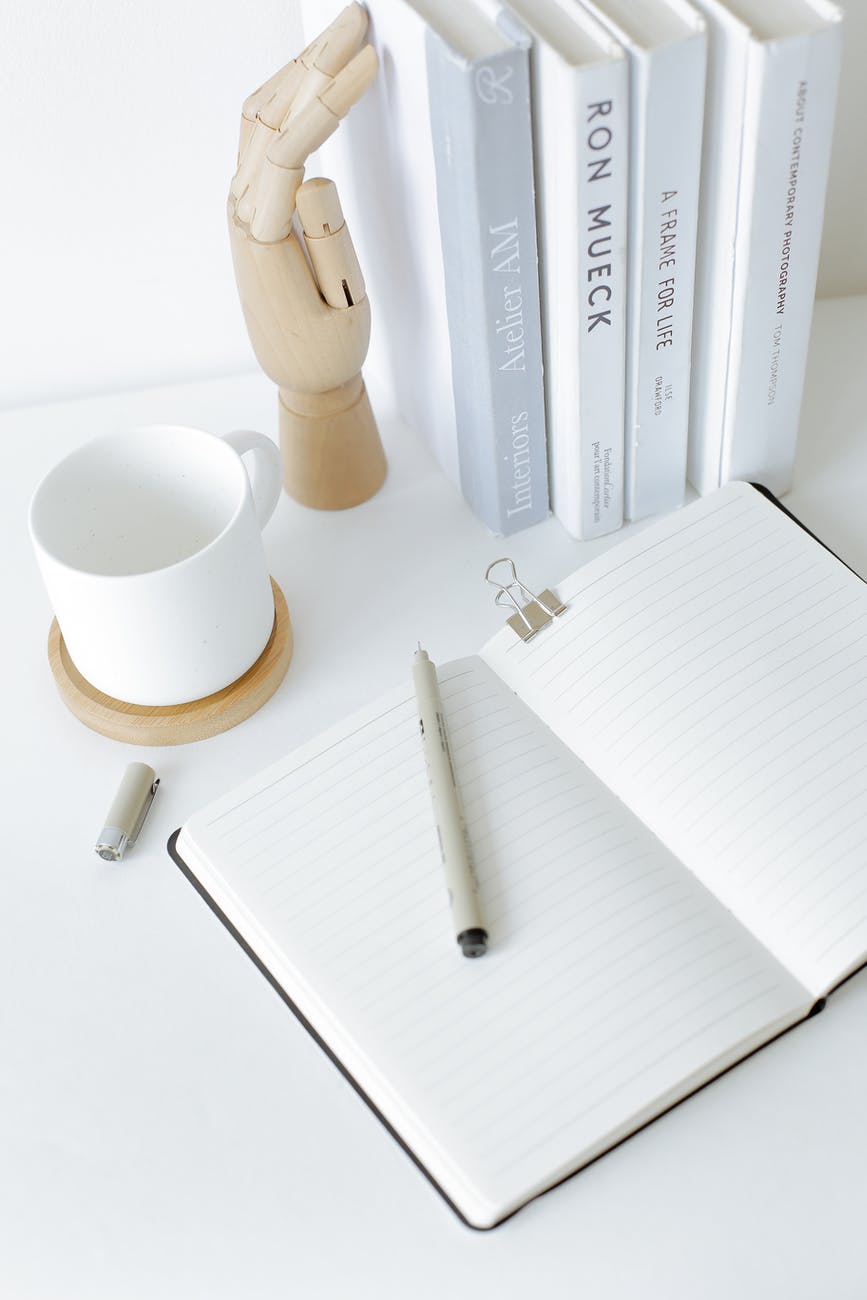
[47,578,293,746]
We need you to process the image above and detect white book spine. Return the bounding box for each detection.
[623,32,707,521]
[538,54,628,539]
[576,63,629,537]
[721,24,843,495]
[686,3,751,496]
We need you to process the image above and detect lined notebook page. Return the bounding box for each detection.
[178,654,808,1228]
[484,483,867,998]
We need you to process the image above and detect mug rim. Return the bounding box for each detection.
[28,424,252,580]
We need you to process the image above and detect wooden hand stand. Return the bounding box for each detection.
[279,376,384,510]
[228,4,386,510]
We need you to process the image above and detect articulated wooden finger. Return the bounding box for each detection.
[234,62,303,196]
[233,5,367,208]
[248,162,305,244]
[297,178,365,308]
[267,44,378,171]
[232,120,276,211]
[302,2,368,76]
[292,1,368,115]
[242,58,299,134]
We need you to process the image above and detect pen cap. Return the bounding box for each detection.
[96,762,159,861]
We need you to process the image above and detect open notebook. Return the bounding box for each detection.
[169,482,867,1229]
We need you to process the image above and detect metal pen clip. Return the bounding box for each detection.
[95,763,160,861]
[485,558,566,642]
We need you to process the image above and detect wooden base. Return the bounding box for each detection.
[279,376,386,509]
[47,578,293,746]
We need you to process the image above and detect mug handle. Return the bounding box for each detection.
[220,430,283,529]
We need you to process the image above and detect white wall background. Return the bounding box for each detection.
[0,0,864,412]
[0,0,304,411]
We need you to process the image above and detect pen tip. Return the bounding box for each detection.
[459,929,488,958]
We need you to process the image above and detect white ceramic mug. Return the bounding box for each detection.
[29,424,283,706]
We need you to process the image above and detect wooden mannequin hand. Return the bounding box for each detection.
[227,3,386,509]
[228,3,377,396]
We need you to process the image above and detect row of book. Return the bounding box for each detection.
[305,0,843,538]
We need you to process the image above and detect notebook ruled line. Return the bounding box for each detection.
[468,960,766,1146]
[501,496,745,662]
[423,926,731,1104]
[205,693,416,828]
[570,552,821,726]
[634,632,867,788]
[547,523,782,704]
[489,980,782,1177]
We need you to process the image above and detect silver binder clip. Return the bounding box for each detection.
[485,558,566,643]
[95,763,160,861]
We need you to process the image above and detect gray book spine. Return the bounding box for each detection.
[425,26,548,535]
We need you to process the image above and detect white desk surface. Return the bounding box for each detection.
[3,295,867,1299]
